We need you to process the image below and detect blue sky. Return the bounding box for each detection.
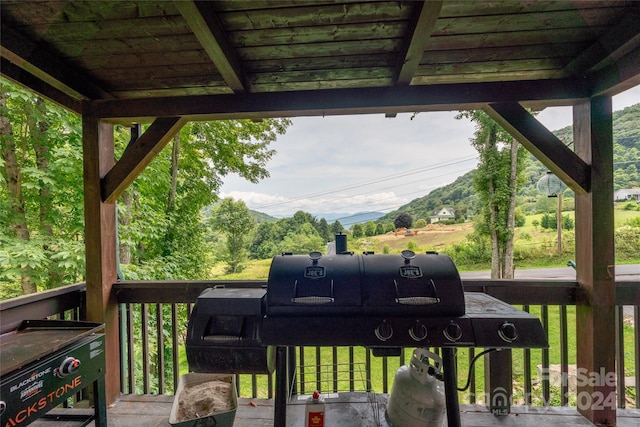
[220,86,640,217]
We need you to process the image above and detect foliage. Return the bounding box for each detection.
[540,213,574,231]
[394,213,413,229]
[210,198,256,273]
[458,110,528,278]
[248,210,342,258]
[351,223,364,238]
[414,218,427,228]
[1,80,85,296]
[279,222,325,254]
[364,221,377,236]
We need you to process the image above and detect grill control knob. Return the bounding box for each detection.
[55,356,81,378]
[498,322,518,343]
[444,322,463,342]
[375,321,393,341]
[409,321,428,341]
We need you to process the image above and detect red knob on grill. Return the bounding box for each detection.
[55,356,81,377]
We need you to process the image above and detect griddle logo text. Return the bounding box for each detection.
[4,376,82,426]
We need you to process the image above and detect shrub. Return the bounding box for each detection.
[394,213,413,229]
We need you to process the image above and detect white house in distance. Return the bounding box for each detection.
[430,206,456,223]
[614,188,640,202]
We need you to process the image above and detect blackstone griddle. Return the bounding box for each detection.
[0,320,107,426]
[186,250,548,427]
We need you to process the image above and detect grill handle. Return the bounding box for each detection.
[291,279,335,304]
[394,278,440,305]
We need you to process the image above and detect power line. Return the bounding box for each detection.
[253,155,478,209]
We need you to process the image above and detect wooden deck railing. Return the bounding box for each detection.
[1,280,638,411]
[113,279,640,410]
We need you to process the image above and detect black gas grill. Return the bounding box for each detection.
[186,249,548,427]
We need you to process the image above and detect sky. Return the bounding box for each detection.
[220,86,640,218]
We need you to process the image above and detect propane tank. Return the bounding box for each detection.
[385,348,446,427]
[305,390,325,427]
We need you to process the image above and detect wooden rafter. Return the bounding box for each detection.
[101,117,187,203]
[0,21,112,101]
[559,8,640,79]
[176,1,251,93]
[393,0,443,86]
[0,58,82,113]
[91,79,590,122]
[484,102,590,194]
[588,44,640,96]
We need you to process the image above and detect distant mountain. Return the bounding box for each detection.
[378,171,476,223]
[249,210,278,223]
[316,211,386,227]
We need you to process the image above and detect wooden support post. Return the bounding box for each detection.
[485,349,512,416]
[573,96,616,426]
[82,108,120,404]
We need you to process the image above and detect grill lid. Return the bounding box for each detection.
[266,250,464,317]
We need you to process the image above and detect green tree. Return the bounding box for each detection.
[415,218,427,228]
[457,110,527,279]
[330,220,344,235]
[364,221,377,236]
[352,223,364,238]
[251,222,282,259]
[117,117,290,279]
[394,213,413,229]
[211,198,256,273]
[1,81,85,296]
[279,223,325,254]
[316,218,331,242]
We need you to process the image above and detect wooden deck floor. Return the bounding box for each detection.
[30,393,640,427]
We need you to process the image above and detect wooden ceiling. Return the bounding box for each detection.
[1,1,639,122]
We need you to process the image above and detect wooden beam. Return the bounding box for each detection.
[102,117,187,203]
[82,109,120,404]
[558,8,640,79]
[0,21,112,100]
[588,44,640,97]
[484,102,590,194]
[393,0,442,85]
[573,96,616,426]
[91,78,589,121]
[177,1,251,93]
[0,58,83,114]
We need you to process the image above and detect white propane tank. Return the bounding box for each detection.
[385,348,446,427]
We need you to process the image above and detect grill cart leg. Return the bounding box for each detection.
[274,346,288,427]
[442,348,461,427]
[93,376,107,426]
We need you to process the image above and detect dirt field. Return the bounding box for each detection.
[371,223,473,253]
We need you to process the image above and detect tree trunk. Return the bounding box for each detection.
[32,97,61,288]
[0,92,36,294]
[484,124,501,279]
[502,138,519,279]
[167,133,180,213]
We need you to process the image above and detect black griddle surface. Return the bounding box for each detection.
[0,319,103,376]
